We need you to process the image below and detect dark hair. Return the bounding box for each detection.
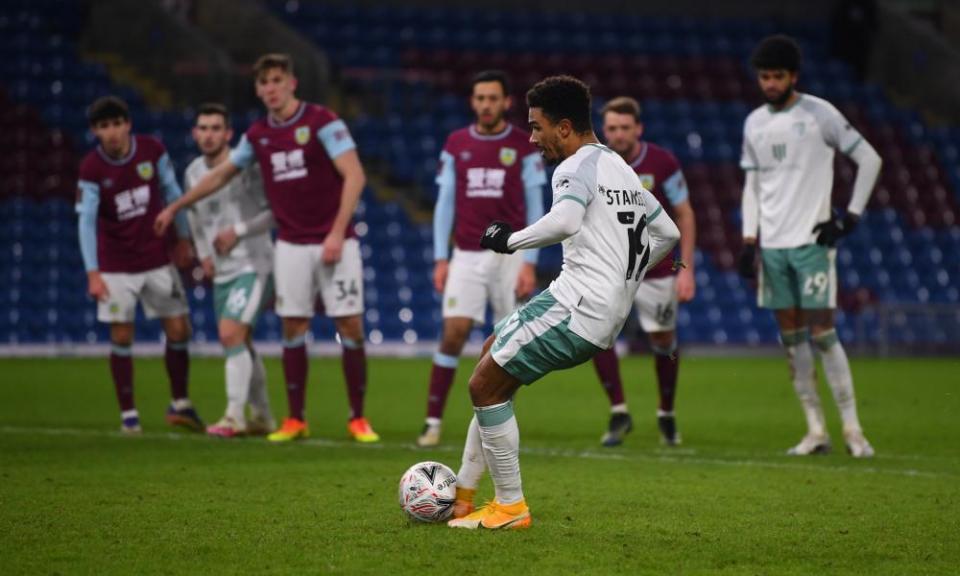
[525,75,592,133]
[751,34,802,72]
[87,96,130,125]
[253,53,294,78]
[601,96,641,122]
[471,70,510,96]
[196,102,230,127]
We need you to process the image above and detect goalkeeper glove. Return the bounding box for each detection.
[738,243,757,279]
[480,221,515,254]
[813,211,859,247]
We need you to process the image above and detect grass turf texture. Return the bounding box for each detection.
[0,355,957,575]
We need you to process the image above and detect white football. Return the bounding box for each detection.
[398,461,458,522]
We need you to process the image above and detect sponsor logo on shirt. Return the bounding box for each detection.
[137,162,154,181]
[499,147,517,167]
[295,126,310,146]
[114,185,151,221]
[465,167,506,198]
[270,149,308,182]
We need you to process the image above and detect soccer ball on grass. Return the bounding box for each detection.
[398,461,457,522]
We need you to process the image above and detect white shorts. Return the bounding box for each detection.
[634,276,678,333]
[97,265,189,323]
[273,238,364,318]
[442,248,525,324]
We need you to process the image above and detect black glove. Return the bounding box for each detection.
[738,243,757,279]
[480,221,515,254]
[813,211,859,247]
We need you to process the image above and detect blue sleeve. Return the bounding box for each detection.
[433,150,456,261]
[317,119,357,160]
[76,180,100,272]
[661,169,689,206]
[228,134,255,169]
[157,153,190,238]
[521,152,547,189]
[523,182,544,265]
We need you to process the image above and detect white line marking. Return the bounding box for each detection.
[1,425,954,480]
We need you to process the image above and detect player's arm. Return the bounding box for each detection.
[76,180,109,301]
[813,107,882,245]
[215,209,276,255]
[432,150,455,292]
[662,168,696,301]
[642,189,681,269]
[517,153,546,297]
[186,208,214,279]
[738,127,761,278]
[320,119,365,264]
[490,171,589,252]
[154,142,246,236]
[156,153,194,267]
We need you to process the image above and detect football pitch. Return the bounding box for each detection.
[1,355,957,575]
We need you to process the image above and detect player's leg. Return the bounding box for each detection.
[98,272,140,433]
[649,329,680,445]
[141,265,202,431]
[798,246,873,457]
[109,322,139,434]
[269,241,317,442]
[207,318,252,437]
[320,238,377,442]
[245,274,275,435]
[761,247,828,455]
[592,347,631,446]
[419,249,488,446]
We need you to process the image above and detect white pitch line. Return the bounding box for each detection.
[1,425,955,481]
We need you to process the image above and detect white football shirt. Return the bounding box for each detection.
[741,93,864,249]
[547,143,665,349]
[185,155,274,283]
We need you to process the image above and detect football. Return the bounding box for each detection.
[398,461,458,522]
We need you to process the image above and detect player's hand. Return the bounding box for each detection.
[738,243,757,279]
[322,231,344,265]
[676,267,696,302]
[214,227,239,255]
[813,211,859,247]
[154,207,175,236]
[172,239,194,269]
[515,262,536,299]
[87,271,109,302]
[201,257,215,280]
[433,260,449,293]
[480,221,514,254]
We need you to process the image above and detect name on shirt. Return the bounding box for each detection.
[599,185,644,207]
[271,149,308,182]
[466,167,506,198]
[115,185,151,221]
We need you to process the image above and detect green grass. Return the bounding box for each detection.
[1,355,958,575]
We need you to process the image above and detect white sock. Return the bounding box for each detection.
[814,330,862,433]
[783,329,825,437]
[247,346,271,420]
[224,345,252,426]
[611,403,629,414]
[456,416,485,491]
[475,401,523,505]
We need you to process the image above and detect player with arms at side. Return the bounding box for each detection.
[417,70,545,448]
[739,36,882,457]
[184,103,276,438]
[592,96,697,447]
[448,76,680,529]
[76,96,203,434]
[156,54,379,443]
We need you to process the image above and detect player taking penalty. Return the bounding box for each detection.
[76,96,203,434]
[156,54,379,443]
[417,70,546,448]
[184,103,276,438]
[448,76,680,529]
[739,36,882,457]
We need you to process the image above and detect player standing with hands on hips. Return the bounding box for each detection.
[447,76,680,530]
[156,54,379,443]
[738,35,882,457]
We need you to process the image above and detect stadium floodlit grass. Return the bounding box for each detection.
[1,355,957,575]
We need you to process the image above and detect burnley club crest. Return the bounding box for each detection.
[136,162,154,181]
[295,126,311,145]
[499,147,517,167]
